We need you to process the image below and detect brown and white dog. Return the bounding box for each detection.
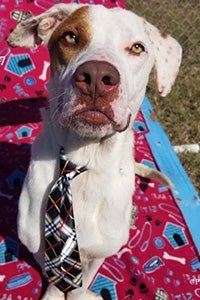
[7,3,181,300]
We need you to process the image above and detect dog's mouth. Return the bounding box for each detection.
[71,109,112,127]
[59,106,131,136]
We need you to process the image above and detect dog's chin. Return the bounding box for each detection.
[69,122,115,139]
[59,110,131,139]
[59,111,114,139]
[60,115,131,140]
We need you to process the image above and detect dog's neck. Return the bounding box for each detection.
[42,108,134,171]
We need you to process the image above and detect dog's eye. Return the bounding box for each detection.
[63,32,78,45]
[130,43,145,55]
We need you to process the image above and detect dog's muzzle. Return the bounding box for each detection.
[72,60,120,126]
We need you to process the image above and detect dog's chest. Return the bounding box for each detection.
[70,166,134,258]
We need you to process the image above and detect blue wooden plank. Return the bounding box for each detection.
[141,97,200,253]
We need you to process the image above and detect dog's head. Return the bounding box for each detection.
[7,4,182,139]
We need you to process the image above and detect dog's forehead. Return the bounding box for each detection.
[85,5,150,48]
[89,6,145,38]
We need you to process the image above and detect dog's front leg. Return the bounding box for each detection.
[67,258,104,300]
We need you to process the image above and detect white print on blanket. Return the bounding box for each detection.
[0,295,33,300]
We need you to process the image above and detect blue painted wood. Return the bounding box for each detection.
[141,97,200,252]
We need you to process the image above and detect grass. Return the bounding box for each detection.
[126,0,200,194]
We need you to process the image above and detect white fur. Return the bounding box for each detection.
[7,4,182,299]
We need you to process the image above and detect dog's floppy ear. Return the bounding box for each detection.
[7,4,75,48]
[144,20,182,97]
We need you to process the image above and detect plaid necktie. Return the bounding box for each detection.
[44,147,87,292]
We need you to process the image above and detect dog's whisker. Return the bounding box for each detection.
[49,105,61,124]
[48,90,66,104]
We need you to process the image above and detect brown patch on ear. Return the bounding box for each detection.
[48,6,91,73]
[160,31,168,39]
[144,19,182,96]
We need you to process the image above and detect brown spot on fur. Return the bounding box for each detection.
[160,31,168,39]
[48,6,91,73]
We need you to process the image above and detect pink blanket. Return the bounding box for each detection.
[0,1,199,299]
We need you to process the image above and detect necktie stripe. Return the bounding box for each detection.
[45,240,60,253]
[60,159,70,175]
[59,205,73,230]
[44,148,87,292]
[46,195,61,213]
[61,261,79,276]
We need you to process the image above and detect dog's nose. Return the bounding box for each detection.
[74,61,120,99]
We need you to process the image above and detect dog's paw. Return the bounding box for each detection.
[67,289,103,300]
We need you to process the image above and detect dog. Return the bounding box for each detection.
[7,3,181,300]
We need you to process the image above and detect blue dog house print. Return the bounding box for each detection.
[16,125,33,139]
[91,274,117,300]
[163,222,188,249]
[0,237,19,264]
[133,121,147,133]
[5,54,34,77]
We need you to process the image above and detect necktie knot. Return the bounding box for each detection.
[59,147,87,180]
